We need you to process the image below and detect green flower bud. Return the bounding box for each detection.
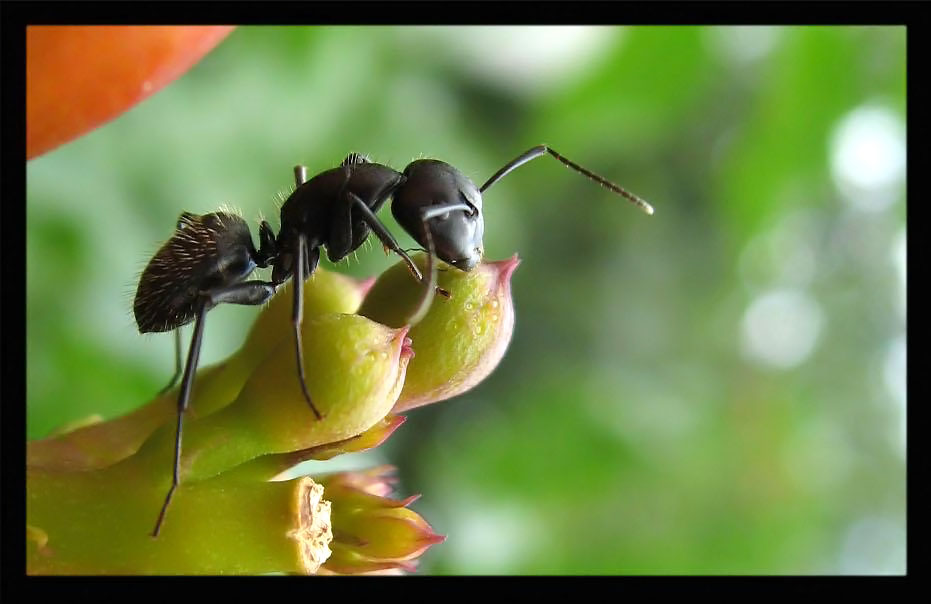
[185,270,376,419]
[359,253,520,411]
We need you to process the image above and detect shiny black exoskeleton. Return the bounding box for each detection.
[135,145,654,537]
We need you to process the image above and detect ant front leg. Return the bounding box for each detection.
[406,202,474,325]
[152,279,278,538]
[346,191,451,302]
[291,233,323,421]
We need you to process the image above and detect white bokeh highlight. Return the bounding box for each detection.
[741,288,824,370]
[445,499,542,574]
[830,105,906,212]
[402,26,619,96]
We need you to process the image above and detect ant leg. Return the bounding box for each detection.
[346,192,450,299]
[292,233,323,420]
[152,280,279,537]
[406,202,474,325]
[152,300,207,537]
[157,328,183,396]
[294,165,309,187]
[479,145,654,215]
[344,192,421,280]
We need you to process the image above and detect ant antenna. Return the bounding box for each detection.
[479,145,655,216]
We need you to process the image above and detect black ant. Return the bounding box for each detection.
[133,145,654,537]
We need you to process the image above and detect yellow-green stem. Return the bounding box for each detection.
[27,466,328,574]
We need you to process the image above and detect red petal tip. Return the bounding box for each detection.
[493,254,521,287]
[398,493,422,507]
[420,532,447,545]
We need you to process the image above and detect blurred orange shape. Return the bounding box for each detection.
[27,26,235,160]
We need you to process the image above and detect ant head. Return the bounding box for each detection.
[393,159,485,272]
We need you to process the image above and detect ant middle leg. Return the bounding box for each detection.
[291,233,323,421]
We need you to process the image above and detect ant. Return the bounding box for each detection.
[133,145,654,537]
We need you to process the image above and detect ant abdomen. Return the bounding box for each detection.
[134,211,258,334]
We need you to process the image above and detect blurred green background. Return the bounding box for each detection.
[26,26,906,574]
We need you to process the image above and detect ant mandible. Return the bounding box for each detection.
[133,145,654,537]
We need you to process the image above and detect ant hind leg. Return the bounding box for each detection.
[151,279,280,537]
[156,328,183,396]
[152,301,207,537]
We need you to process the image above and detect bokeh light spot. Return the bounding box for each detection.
[445,500,542,574]
[405,26,618,96]
[838,516,906,574]
[740,288,823,369]
[830,105,905,212]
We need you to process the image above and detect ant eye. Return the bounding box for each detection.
[458,191,479,217]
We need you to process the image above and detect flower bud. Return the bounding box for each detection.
[317,466,445,574]
[359,254,520,411]
[190,269,375,417]
[237,270,376,371]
